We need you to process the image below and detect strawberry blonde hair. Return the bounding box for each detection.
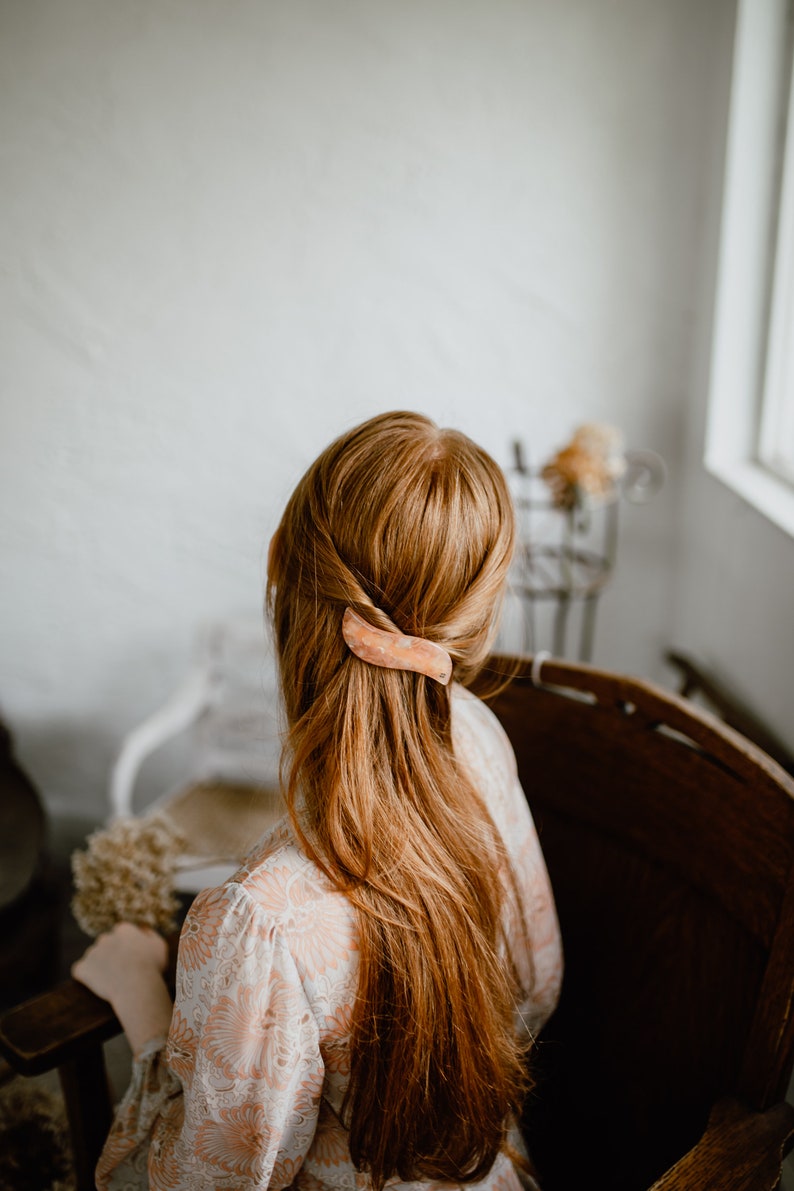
[267,411,529,1189]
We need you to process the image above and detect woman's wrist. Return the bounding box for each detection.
[72,922,173,1055]
[110,969,174,1058]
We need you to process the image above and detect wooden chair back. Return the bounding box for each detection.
[475,656,794,1191]
[3,656,794,1190]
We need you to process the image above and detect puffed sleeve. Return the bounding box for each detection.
[96,882,324,1191]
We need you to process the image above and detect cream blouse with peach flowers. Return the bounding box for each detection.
[96,686,563,1191]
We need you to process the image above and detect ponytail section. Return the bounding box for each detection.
[268,412,528,1189]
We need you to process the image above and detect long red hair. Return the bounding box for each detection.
[267,411,529,1189]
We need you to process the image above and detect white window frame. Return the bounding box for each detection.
[758,30,794,488]
[705,0,794,538]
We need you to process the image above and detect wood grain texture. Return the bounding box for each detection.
[647,1099,794,1190]
[0,935,179,1077]
[475,656,794,1190]
[0,978,121,1076]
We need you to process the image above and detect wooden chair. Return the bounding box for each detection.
[2,656,794,1191]
[476,656,794,1190]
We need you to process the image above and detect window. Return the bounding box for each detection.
[705,0,794,536]
[759,28,794,488]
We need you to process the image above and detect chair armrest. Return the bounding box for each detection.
[109,667,217,818]
[0,935,180,1191]
[648,1098,794,1191]
[0,934,181,1077]
[0,979,121,1076]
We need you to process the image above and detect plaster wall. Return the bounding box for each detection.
[0,0,732,817]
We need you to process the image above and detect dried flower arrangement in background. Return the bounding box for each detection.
[541,423,627,509]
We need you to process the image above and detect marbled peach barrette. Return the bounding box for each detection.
[342,607,452,685]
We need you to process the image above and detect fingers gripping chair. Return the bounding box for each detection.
[2,656,794,1191]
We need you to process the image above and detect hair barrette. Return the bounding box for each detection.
[342,607,452,685]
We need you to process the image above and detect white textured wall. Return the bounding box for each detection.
[0,0,731,817]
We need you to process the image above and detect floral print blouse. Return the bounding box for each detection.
[96,686,563,1191]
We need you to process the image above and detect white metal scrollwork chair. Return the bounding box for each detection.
[105,619,283,894]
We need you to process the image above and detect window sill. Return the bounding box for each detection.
[705,456,794,540]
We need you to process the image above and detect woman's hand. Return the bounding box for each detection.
[72,923,173,1057]
[72,922,168,1004]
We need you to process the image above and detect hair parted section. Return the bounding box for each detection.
[267,411,529,1189]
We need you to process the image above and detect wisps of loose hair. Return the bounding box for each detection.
[267,411,530,1189]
